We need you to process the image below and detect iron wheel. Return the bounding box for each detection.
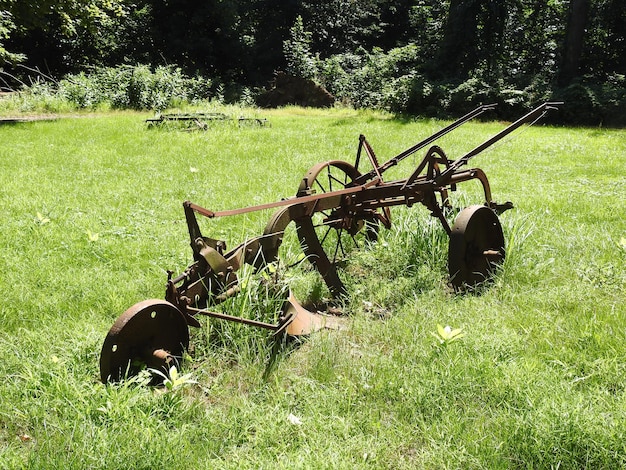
[100,299,190,383]
[295,160,379,298]
[448,205,505,290]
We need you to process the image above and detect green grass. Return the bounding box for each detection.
[0,105,625,468]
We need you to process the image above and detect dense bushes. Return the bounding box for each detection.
[60,65,213,110]
[553,75,626,126]
[19,65,212,111]
[3,58,625,127]
[315,46,626,125]
[2,1,624,126]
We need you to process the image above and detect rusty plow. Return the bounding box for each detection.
[100,102,560,383]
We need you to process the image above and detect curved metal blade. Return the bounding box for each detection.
[281,292,344,336]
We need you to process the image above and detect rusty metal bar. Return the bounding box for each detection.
[353,103,497,184]
[186,306,279,330]
[185,177,382,219]
[438,102,563,180]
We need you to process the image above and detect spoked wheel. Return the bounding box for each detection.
[100,299,190,383]
[295,160,387,298]
[448,205,505,290]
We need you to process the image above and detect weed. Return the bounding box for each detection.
[150,365,197,391]
[431,323,465,346]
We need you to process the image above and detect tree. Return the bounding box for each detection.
[147,0,298,84]
[300,0,385,56]
[0,10,25,64]
[283,16,316,79]
[558,0,590,85]
[499,0,563,84]
[2,0,129,34]
[1,0,132,72]
[243,0,301,83]
[582,0,626,79]
[435,0,482,79]
[434,0,509,81]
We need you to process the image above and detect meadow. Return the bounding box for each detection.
[0,106,624,468]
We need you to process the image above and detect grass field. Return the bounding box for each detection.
[0,106,625,468]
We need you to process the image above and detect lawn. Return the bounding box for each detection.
[0,106,625,468]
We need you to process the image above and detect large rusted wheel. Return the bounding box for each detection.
[100,299,189,383]
[295,160,382,298]
[448,205,505,290]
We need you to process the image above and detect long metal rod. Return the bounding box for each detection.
[186,306,278,330]
[186,103,560,222]
[438,102,562,180]
[353,103,497,184]
[185,177,381,219]
[387,103,498,164]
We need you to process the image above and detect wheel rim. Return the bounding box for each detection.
[100,299,190,383]
[295,161,378,298]
[448,205,505,290]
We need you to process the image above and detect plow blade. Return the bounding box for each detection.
[280,292,344,337]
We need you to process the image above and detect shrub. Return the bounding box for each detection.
[444,78,497,113]
[546,77,624,127]
[57,65,213,110]
[318,44,421,110]
[283,15,317,80]
[61,72,101,108]
[553,81,602,126]
[316,44,626,125]
[383,73,443,116]
[600,74,626,126]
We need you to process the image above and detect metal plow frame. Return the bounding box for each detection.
[100,102,560,383]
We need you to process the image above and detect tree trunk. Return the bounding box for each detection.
[559,0,590,86]
[436,0,481,79]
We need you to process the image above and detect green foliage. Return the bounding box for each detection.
[431,324,465,346]
[0,81,73,112]
[317,41,626,124]
[554,75,626,126]
[2,1,625,124]
[150,366,197,391]
[60,3,153,69]
[2,0,129,34]
[300,0,384,54]
[319,44,422,110]
[318,47,526,118]
[0,64,215,112]
[58,65,213,110]
[0,11,25,65]
[1,0,132,71]
[381,73,435,115]
[283,16,317,80]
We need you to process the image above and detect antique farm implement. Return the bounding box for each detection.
[146,112,268,129]
[100,102,560,382]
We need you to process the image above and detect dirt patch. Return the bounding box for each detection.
[256,72,335,108]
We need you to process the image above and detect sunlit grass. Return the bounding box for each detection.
[0,106,624,468]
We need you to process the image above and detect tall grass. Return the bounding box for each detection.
[0,106,624,468]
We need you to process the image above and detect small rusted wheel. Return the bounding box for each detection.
[100,299,189,383]
[295,161,381,298]
[448,205,505,290]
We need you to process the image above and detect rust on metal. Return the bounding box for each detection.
[100,299,190,383]
[101,102,561,383]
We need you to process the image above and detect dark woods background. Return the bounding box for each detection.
[1,0,624,124]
